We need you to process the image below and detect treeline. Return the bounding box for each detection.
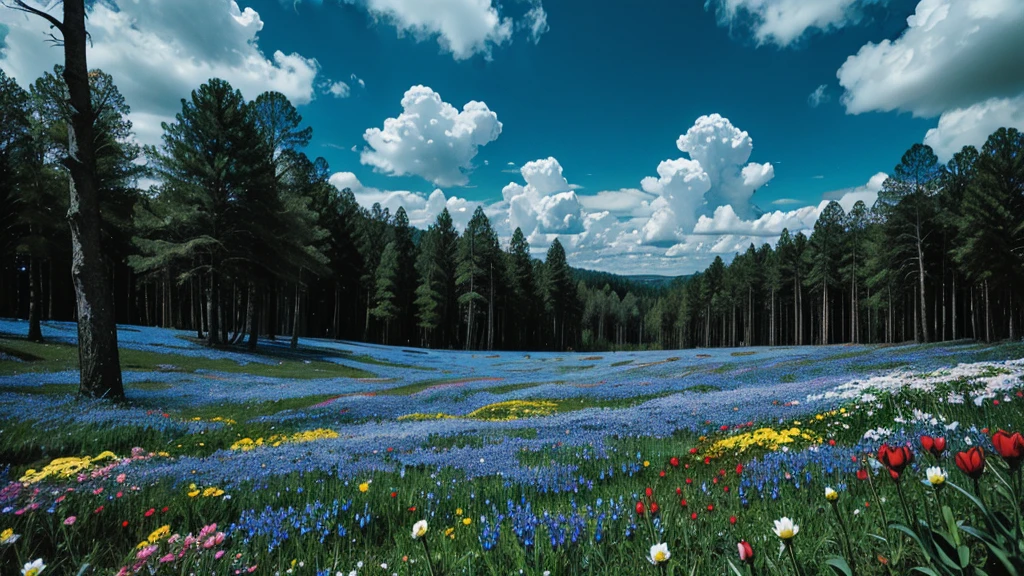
[640,137,1024,348]
[2,68,1022,353]
[0,71,587,351]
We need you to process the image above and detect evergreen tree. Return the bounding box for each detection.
[371,241,400,343]
[878,144,941,342]
[955,128,1024,340]
[804,201,845,344]
[134,79,274,346]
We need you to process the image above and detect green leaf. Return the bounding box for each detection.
[825,556,853,576]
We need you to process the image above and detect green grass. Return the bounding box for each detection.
[0,337,374,379]
[610,359,633,367]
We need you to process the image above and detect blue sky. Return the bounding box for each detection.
[2,0,1022,273]
[252,0,929,206]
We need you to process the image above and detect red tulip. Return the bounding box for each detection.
[955,447,985,480]
[920,435,947,458]
[992,430,1024,469]
[878,444,914,479]
[729,515,737,525]
[650,502,660,515]
[738,541,754,563]
[635,501,645,516]
[680,499,688,508]
[856,468,869,481]
[669,457,680,468]
[735,463,744,475]
[645,487,653,498]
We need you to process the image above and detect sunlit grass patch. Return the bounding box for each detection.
[0,337,374,379]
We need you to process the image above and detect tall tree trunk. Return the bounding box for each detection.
[952,271,957,340]
[247,284,260,351]
[916,226,930,343]
[207,275,220,346]
[291,276,301,350]
[32,0,126,399]
[27,257,43,342]
[984,280,991,342]
[487,263,494,351]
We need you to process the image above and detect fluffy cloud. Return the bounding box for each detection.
[838,0,1024,118]
[577,188,657,219]
[708,0,888,47]
[0,0,320,147]
[501,157,585,235]
[693,172,887,238]
[360,85,502,187]
[329,171,476,229]
[638,114,775,244]
[323,80,351,98]
[640,159,711,244]
[342,0,521,60]
[676,114,775,215]
[924,95,1024,161]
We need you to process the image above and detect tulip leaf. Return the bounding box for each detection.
[825,557,853,576]
[726,560,745,576]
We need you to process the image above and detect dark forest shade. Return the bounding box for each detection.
[2,70,1023,360]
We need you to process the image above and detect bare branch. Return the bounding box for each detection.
[2,0,65,33]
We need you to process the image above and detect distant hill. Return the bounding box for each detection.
[571,268,689,296]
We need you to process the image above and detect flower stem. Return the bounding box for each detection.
[785,541,802,576]
[421,538,437,576]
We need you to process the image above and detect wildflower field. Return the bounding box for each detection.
[3,319,1024,575]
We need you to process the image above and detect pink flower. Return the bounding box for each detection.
[159,554,175,564]
[116,473,126,484]
[136,544,159,561]
[215,550,226,560]
[64,516,77,526]
[203,536,216,549]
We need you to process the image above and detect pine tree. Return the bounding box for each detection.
[371,241,400,344]
[804,201,845,344]
[457,206,496,350]
[878,144,941,342]
[134,79,274,347]
[505,227,536,348]
[955,128,1024,340]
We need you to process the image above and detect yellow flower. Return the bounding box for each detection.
[1,528,19,545]
[643,461,650,467]
[456,508,463,516]
[187,490,200,498]
[135,540,150,549]
[462,518,471,526]
[147,525,170,543]
[825,487,838,502]
[359,482,370,493]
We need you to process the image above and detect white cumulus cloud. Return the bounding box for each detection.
[360,85,502,187]
[0,0,321,147]
[838,0,1024,118]
[501,157,585,235]
[708,0,888,47]
[924,95,1024,161]
[343,0,520,60]
[329,171,476,229]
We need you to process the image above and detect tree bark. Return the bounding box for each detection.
[27,257,43,342]
[33,0,125,399]
[247,284,260,351]
[290,276,301,349]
